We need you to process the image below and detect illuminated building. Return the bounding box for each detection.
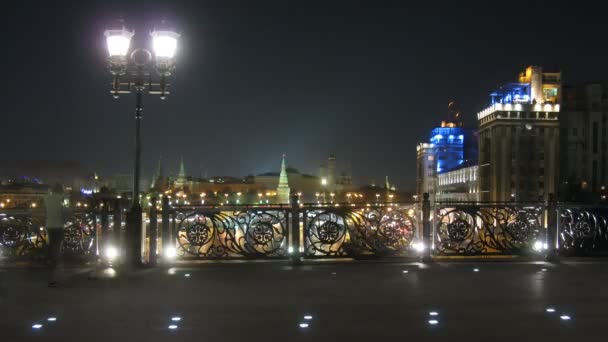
[0,178,50,208]
[319,154,337,192]
[276,154,291,204]
[416,143,436,201]
[140,153,358,204]
[416,102,478,201]
[436,162,479,202]
[559,83,608,201]
[477,65,561,202]
[430,124,466,173]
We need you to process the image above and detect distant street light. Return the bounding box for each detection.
[104,21,180,266]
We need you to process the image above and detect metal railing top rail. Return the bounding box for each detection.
[434,201,545,206]
[169,202,419,211]
[0,207,109,215]
[169,204,293,211]
[556,201,608,208]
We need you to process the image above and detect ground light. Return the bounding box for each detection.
[412,241,425,253]
[165,247,177,259]
[171,317,181,322]
[299,323,309,328]
[47,317,57,322]
[304,315,313,320]
[560,315,571,320]
[533,240,549,252]
[105,246,119,261]
[429,312,438,316]
[32,324,43,329]
[168,325,178,330]
[428,320,439,325]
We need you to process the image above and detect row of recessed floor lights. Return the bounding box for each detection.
[546,308,571,321]
[31,317,57,330]
[401,267,549,274]
[299,315,313,328]
[425,308,571,327]
[168,316,182,330]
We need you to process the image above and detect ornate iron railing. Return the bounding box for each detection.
[557,205,608,255]
[434,203,545,255]
[0,212,45,258]
[302,204,419,258]
[172,205,290,259]
[0,208,116,260]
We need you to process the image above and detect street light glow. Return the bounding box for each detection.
[104,28,134,57]
[151,30,180,58]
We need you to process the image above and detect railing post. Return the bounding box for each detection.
[100,200,109,260]
[161,196,170,260]
[149,197,158,266]
[546,193,558,261]
[290,194,301,265]
[126,205,143,267]
[113,198,122,257]
[422,193,432,262]
[171,211,177,253]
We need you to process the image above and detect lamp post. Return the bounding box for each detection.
[104,23,180,266]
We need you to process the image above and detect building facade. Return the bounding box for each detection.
[477,66,561,202]
[416,143,436,201]
[559,83,608,201]
[436,164,479,202]
[416,104,478,201]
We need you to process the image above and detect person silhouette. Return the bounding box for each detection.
[43,183,66,287]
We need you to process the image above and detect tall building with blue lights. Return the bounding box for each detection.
[416,102,478,201]
[430,126,465,173]
[477,65,561,202]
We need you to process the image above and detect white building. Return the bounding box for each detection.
[436,164,479,202]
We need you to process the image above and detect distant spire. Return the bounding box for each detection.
[150,154,163,189]
[277,154,290,204]
[385,176,390,189]
[178,156,186,179]
[175,156,187,189]
[157,154,164,178]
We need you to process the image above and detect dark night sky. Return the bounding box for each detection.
[2,0,607,190]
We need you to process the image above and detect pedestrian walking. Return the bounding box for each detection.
[43,183,66,287]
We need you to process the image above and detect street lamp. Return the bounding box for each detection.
[104,22,180,266]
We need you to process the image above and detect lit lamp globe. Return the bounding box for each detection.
[104,27,134,71]
[150,29,180,75]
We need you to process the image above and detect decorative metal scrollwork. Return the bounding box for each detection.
[559,208,608,254]
[305,211,348,256]
[436,205,543,255]
[0,215,45,257]
[304,206,417,258]
[62,212,97,256]
[175,210,288,258]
